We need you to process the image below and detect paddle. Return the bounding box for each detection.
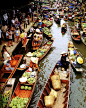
[71,64,73,79]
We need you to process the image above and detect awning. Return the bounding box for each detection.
[69,6,73,9]
[69,3,74,6]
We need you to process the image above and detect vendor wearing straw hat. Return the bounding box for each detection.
[29,57,40,72]
[75,55,83,68]
[60,51,69,70]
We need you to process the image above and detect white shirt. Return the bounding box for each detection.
[11,19,15,24]
[3,13,8,21]
[3,51,11,61]
[30,27,33,32]
[9,31,12,39]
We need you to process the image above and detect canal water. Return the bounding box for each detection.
[13,18,86,108]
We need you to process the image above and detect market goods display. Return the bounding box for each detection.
[44,95,55,107]
[19,70,36,85]
[9,96,29,108]
[42,27,52,37]
[32,46,49,58]
[0,90,10,108]
[51,75,61,90]
[43,20,52,26]
[20,86,32,90]
[49,88,58,99]
[68,41,83,72]
[33,22,38,28]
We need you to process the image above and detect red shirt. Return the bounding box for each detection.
[41,23,47,28]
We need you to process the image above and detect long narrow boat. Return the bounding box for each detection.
[8,69,37,108]
[71,27,81,42]
[67,41,83,72]
[0,54,23,91]
[32,39,54,61]
[32,33,43,51]
[81,35,86,45]
[80,31,86,45]
[36,60,70,108]
[54,15,60,24]
[0,78,16,108]
[64,15,68,21]
[61,23,67,34]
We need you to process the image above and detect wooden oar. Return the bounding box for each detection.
[71,64,73,79]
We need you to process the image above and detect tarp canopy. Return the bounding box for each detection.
[69,6,73,9]
[69,3,74,6]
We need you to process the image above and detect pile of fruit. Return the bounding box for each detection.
[22,72,36,84]
[27,77,35,84]
[33,22,38,27]
[32,48,48,58]
[21,86,32,90]
[23,72,30,78]
[0,90,10,108]
[43,27,52,37]
[43,20,52,26]
[9,96,29,108]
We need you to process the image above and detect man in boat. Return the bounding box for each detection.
[29,57,40,72]
[60,51,69,71]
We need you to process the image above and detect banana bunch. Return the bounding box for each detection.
[4,90,10,97]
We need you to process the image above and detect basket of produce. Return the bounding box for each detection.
[27,77,36,85]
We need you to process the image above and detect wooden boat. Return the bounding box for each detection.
[71,27,81,42]
[54,15,60,24]
[80,31,86,45]
[81,35,86,45]
[38,39,54,61]
[68,41,83,72]
[0,54,23,91]
[0,78,16,108]
[61,23,67,34]
[32,32,43,51]
[8,69,37,108]
[32,39,54,62]
[36,60,70,108]
[64,15,68,21]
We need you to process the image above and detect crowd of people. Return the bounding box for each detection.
[0,7,32,45]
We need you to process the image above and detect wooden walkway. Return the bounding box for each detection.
[0,18,36,68]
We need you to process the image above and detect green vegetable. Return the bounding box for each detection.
[20,86,25,90]
[28,87,32,90]
[25,86,28,90]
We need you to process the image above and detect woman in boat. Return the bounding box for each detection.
[1,44,8,58]
[29,57,40,72]
[60,51,69,70]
